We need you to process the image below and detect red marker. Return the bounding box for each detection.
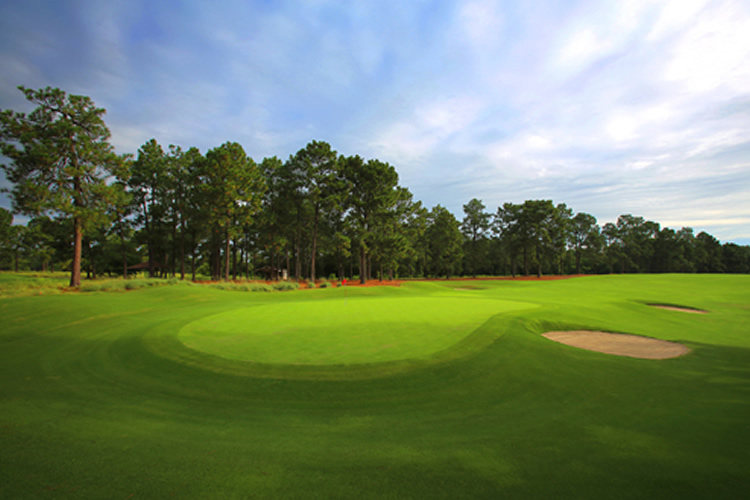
[343,278,347,286]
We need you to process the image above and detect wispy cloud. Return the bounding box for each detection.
[0,0,748,243]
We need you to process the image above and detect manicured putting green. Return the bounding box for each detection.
[178,296,534,364]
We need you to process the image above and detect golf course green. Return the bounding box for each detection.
[1,274,748,498]
[178,296,536,365]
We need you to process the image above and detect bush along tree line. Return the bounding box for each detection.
[1,86,749,286]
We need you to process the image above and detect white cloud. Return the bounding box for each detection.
[526,134,551,150]
[662,2,750,93]
[458,0,504,48]
[557,29,606,69]
[605,115,638,143]
[1,0,749,243]
[647,0,711,40]
[369,95,484,164]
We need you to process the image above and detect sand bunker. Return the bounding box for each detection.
[543,331,689,359]
[649,304,707,314]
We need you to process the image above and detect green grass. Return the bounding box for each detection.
[0,271,69,297]
[179,296,535,364]
[0,274,748,499]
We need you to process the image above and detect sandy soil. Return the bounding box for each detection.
[649,304,707,314]
[543,330,690,359]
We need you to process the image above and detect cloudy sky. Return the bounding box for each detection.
[1,0,749,243]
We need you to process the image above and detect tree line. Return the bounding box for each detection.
[1,86,748,286]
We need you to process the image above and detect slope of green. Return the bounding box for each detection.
[178,296,535,364]
[0,275,748,499]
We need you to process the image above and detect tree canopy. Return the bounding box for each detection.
[2,86,748,281]
[0,86,127,286]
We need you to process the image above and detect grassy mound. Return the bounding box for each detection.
[0,274,748,499]
[178,296,534,365]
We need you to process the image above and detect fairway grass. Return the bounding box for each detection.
[1,274,748,499]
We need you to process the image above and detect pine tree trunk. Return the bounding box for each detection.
[285,247,290,281]
[310,205,318,282]
[224,230,231,281]
[360,245,367,284]
[523,245,529,276]
[70,215,82,287]
[143,199,154,278]
[295,228,301,281]
[179,225,185,280]
[191,231,197,282]
[122,246,128,279]
[232,238,238,281]
[536,241,543,278]
[173,227,178,277]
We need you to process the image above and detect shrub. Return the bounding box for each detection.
[98,282,119,292]
[80,283,102,292]
[272,281,299,291]
[250,284,272,292]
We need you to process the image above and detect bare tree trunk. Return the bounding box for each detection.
[213,235,221,280]
[523,245,529,276]
[360,244,367,284]
[295,231,301,281]
[310,205,318,282]
[70,214,82,287]
[536,241,543,278]
[143,199,153,278]
[232,238,238,281]
[269,245,278,281]
[171,223,177,277]
[179,226,185,280]
[122,246,128,279]
[224,230,231,281]
[191,232,197,281]
[285,247,290,281]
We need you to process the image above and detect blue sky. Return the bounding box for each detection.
[1,0,749,244]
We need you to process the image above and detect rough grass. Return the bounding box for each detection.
[0,274,748,499]
[0,272,304,297]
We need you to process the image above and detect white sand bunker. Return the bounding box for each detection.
[543,331,689,359]
[649,304,707,314]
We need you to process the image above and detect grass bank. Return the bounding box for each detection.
[0,274,748,498]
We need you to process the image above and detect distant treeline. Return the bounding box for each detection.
[1,86,748,285]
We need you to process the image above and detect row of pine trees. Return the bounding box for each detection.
[1,87,748,286]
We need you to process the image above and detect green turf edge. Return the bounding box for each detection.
[640,301,710,313]
[142,307,539,381]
